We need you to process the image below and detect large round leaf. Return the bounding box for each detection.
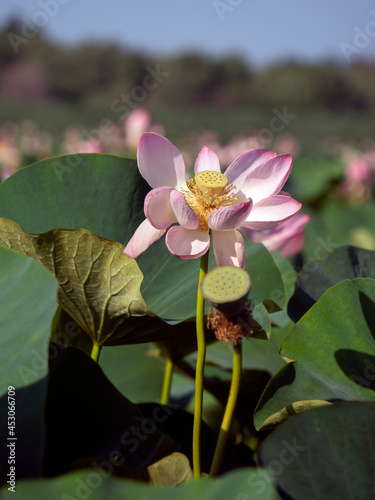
[259,401,375,500]
[255,278,375,430]
[0,248,58,479]
[0,154,147,245]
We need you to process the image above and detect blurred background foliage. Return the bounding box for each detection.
[1,18,375,147]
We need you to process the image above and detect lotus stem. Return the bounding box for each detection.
[192,250,209,479]
[90,342,101,363]
[160,357,174,405]
[210,341,242,476]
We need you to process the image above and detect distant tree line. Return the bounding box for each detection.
[1,18,375,113]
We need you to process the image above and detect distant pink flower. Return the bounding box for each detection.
[124,108,165,150]
[338,156,373,202]
[75,140,104,154]
[346,158,372,185]
[0,142,20,169]
[124,108,152,135]
[274,134,301,157]
[242,214,310,258]
[124,133,301,268]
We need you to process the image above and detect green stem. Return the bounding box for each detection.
[193,250,209,479]
[210,341,242,477]
[90,342,101,363]
[160,357,174,405]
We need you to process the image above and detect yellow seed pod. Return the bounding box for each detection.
[195,170,228,197]
[200,265,251,317]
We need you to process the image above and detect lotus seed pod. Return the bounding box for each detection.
[194,170,228,197]
[200,265,251,317]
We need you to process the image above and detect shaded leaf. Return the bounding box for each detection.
[288,245,375,322]
[270,251,298,327]
[203,368,271,434]
[259,402,375,500]
[138,403,217,474]
[44,346,178,477]
[139,398,255,474]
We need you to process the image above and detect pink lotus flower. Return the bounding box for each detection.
[242,213,310,258]
[124,133,301,268]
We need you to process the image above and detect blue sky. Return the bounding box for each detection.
[1,0,375,67]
